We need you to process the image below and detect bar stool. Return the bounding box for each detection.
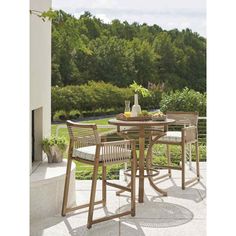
[61,121,136,229]
[147,111,200,189]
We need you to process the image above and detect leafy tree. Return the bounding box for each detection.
[126,38,156,87]
[51,10,206,92]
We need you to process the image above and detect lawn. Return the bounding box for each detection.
[51,117,113,141]
[52,117,206,180]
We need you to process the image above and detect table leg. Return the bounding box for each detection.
[138,126,145,203]
[115,130,135,196]
[146,132,168,196]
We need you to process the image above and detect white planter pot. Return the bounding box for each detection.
[44,145,64,163]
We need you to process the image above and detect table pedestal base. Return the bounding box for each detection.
[116,168,168,199]
[108,119,175,203]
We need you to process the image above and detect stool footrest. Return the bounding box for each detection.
[91,210,132,225]
[124,168,160,177]
[151,164,182,170]
[185,177,200,186]
[106,181,131,192]
[65,200,103,213]
[153,173,171,181]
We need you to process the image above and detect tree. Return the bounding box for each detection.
[126,38,156,87]
[51,10,206,92]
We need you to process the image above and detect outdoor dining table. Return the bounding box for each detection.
[108,118,175,203]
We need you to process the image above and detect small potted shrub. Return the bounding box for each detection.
[42,136,67,163]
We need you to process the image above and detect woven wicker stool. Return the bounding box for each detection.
[61,121,136,229]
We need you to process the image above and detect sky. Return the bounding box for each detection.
[52,0,206,37]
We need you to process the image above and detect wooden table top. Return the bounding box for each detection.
[108,118,175,127]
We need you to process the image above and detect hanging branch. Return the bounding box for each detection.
[30,8,56,21]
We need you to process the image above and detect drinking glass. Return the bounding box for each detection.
[124,100,131,117]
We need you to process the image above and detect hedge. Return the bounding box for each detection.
[52,83,206,120]
[160,87,206,116]
[51,81,162,116]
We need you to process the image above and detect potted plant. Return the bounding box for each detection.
[129,81,151,117]
[42,136,67,163]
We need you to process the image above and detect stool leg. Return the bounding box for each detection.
[166,144,172,177]
[102,165,107,207]
[62,154,73,216]
[148,137,153,177]
[195,141,200,179]
[131,147,136,216]
[124,163,128,182]
[87,159,99,229]
[181,144,186,190]
[189,144,193,170]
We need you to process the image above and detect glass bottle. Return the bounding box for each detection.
[131,94,141,117]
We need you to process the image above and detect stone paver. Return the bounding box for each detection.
[31,162,206,236]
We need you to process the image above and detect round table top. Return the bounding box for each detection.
[108,118,175,127]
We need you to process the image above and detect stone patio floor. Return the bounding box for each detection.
[31,162,206,236]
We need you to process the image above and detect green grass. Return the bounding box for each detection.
[51,117,206,180]
[51,117,113,141]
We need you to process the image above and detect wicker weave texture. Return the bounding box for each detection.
[182,126,198,143]
[100,140,132,164]
[166,112,198,126]
[67,123,100,148]
[67,121,134,164]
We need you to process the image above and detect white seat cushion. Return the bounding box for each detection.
[158,131,182,143]
[73,145,131,162]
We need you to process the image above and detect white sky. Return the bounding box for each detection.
[52,0,206,37]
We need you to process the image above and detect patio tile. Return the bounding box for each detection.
[31,215,119,236]
[120,218,206,236]
[155,162,206,180]
[31,162,207,236]
[130,178,204,202]
[119,200,194,219]
[118,169,206,221]
[199,162,207,170]
[71,190,120,219]
[142,168,207,198]
[160,196,206,219]
[76,180,125,191]
[120,195,205,220]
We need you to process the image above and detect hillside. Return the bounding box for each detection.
[52,10,206,92]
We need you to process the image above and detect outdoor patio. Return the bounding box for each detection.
[31,162,206,236]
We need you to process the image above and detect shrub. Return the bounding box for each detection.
[160,87,206,116]
[105,108,116,115]
[52,82,131,115]
[139,88,162,110]
[81,110,94,118]
[42,136,67,152]
[51,86,80,113]
[81,108,123,118]
[68,110,81,120]
[53,110,68,121]
[51,81,163,117]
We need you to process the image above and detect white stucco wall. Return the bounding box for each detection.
[30,0,51,173]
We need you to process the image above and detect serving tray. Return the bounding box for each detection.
[151,115,167,121]
[116,113,152,121]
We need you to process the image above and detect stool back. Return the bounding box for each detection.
[66,120,101,148]
[166,111,198,127]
